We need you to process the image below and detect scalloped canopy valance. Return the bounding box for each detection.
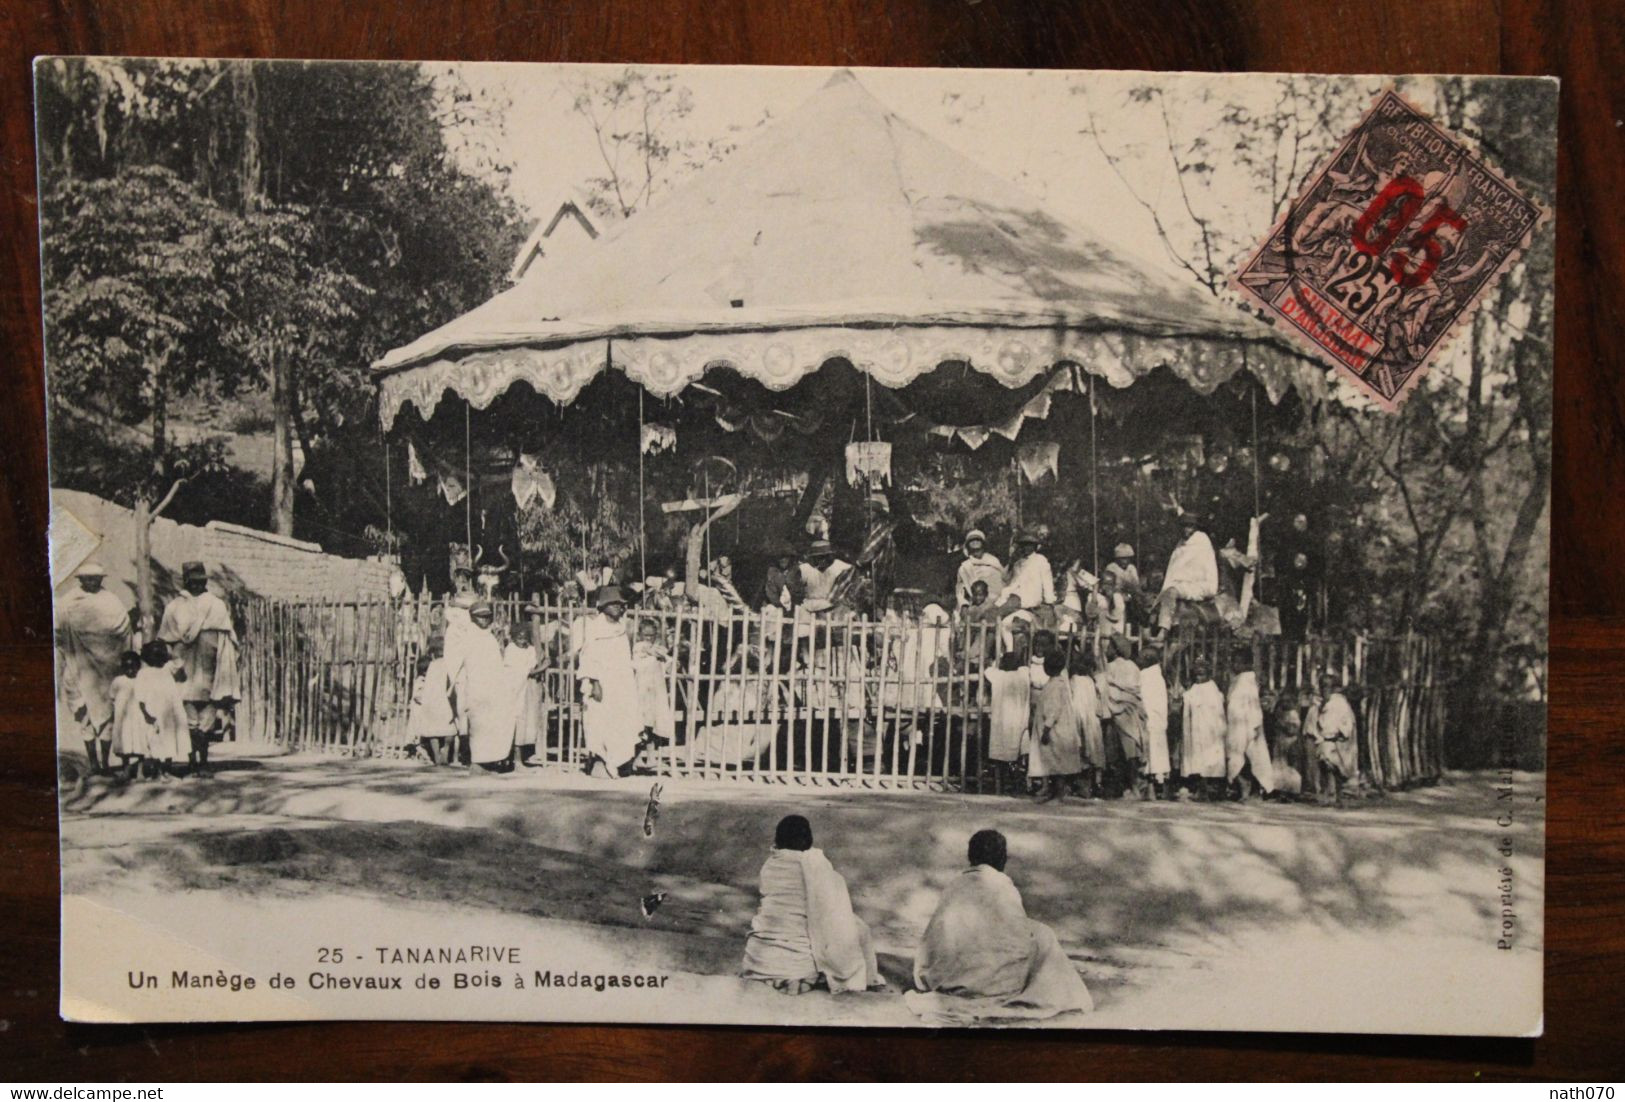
[374,70,1320,431]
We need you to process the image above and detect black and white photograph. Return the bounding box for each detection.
[40,61,1552,1033]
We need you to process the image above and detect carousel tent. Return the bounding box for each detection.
[375,70,1320,429]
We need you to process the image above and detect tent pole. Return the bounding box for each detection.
[464,401,472,561]
[1090,373,1099,577]
[640,393,653,591]
[1251,374,1263,601]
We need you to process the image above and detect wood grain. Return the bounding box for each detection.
[2,0,1622,1080]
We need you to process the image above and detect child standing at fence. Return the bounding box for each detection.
[1067,650,1106,798]
[1138,645,1172,800]
[1028,651,1083,803]
[983,650,1030,795]
[409,635,456,766]
[108,650,143,782]
[504,621,547,768]
[632,618,675,752]
[1311,674,1359,808]
[1181,658,1228,800]
[130,640,189,781]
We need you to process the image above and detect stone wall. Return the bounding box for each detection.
[50,488,394,605]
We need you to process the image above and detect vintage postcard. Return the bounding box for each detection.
[40,62,1552,1034]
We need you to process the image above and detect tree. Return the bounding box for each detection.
[571,67,746,220]
[40,166,240,628]
[35,58,526,549]
[1075,75,1554,738]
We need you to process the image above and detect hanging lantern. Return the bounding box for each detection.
[845,441,892,487]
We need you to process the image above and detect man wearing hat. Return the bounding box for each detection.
[55,562,133,774]
[571,585,644,777]
[1154,511,1219,632]
[797,540,852,614]
[995,527,1055,616]
[450,599,513,771]
[158,562,239,776]
[759,541,805,613]
[954,529,1004,611]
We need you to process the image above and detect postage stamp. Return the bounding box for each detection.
[1235,89,1544,410]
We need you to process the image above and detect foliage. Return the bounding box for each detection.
[36,58,526,548]
[1076,75,1553,664]
[570,67,746,220]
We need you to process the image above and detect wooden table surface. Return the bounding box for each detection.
[2,0,1622,1081]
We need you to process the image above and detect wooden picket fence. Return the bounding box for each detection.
[232,596,1450,793]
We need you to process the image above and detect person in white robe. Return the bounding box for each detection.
[158,561,240,775]
[1058,559,1097,629]
[997,529,1055,614]
[107,650,143,779]
[631,617,675,749]
[798,541,853,613]
[128,640,191,780]
[408,635,457,766]
[1138,645,1171,797]
[955,529,1005,610]
[55,563,133,773]
[1067,651,1106,797]
[450,601,513,771]
[982,651,1030,793]
[1311,675,1360,806]
[1104,543,1140,597]
[742,815,882,994]
[1224,656,1276,799]
[503,620,547,766]
[1028,653,1082,802]
[1155,513,1219,631]
[906,829,1092,1025]
[1101,634,1149,798]
[573,586,644,777]
[1181,659,1228,798]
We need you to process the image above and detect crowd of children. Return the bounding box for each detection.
[981,627,1361,806]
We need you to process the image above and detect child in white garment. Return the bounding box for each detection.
[409,635,457,765]
[631,618,675,752]
[983,650,1031,795]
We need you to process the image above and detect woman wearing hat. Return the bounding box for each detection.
[954,529,1004,611]
[572,585,644,777]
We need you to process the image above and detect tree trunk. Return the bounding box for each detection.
[133,495,153,640]
[150,363,168,473]
[271,349,295,537]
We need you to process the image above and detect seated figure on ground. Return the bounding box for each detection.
[742,815,883,995]
[905,829,1093,1025]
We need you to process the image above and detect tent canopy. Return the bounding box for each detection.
[375,70,1318,430]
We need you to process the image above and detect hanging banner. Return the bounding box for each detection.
[1018,441,1060,483]
[957,426,991,450]
[510,453,556,512]
[926,365,1089,449]
[437,471,467,507]
[640,422,677,455]
[845,441,892,486]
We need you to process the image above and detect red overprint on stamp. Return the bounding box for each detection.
[1234,90,1544,411]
